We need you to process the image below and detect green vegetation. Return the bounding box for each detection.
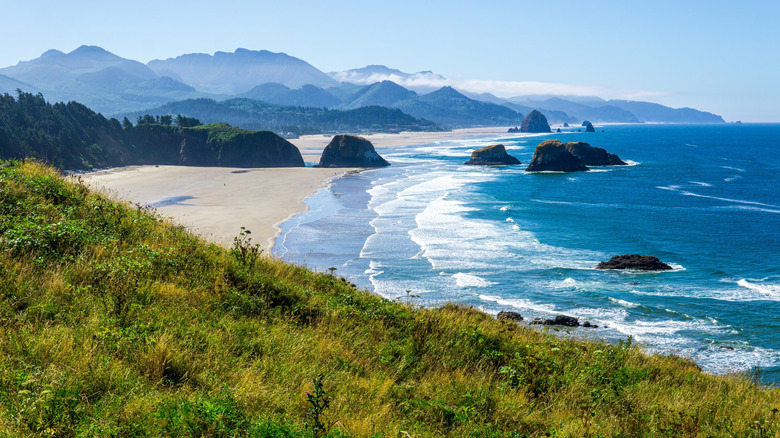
[124,98,444,136]
[1,160,779,437]
[0,92,302,170]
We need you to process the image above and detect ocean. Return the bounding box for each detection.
[275,124,780,382]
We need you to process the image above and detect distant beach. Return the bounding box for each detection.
[81,127,510,250]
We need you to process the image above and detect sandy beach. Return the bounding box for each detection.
[82,127,510,251]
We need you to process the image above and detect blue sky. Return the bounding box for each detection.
[3,0,779,121]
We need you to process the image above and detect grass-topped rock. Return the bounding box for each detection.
[315,134,390,168]
[464,144,521,165]
[525,139,589,172]
[0,160,777,437]
[564,141,626,166]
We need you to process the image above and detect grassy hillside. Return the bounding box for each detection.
[0,160,778,437]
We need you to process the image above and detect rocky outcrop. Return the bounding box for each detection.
[520,110,551,133]
[585,122,596,132]
[507,126,520,133]
[464,144,521,165]
[597,254,673,271]
[563,123,569,127]
[497,311,523,322]
[525,140,589,172]
[529,315,580,327]
[581,121,591,127]
[315,134,390,168]
[564,142,626,166]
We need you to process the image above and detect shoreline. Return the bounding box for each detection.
[81,127,511,251]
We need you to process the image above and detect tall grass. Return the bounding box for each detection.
[0,160,778,437]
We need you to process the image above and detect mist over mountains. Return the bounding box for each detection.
[0,46,725,129]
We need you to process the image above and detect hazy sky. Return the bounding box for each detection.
[3,0,779,121]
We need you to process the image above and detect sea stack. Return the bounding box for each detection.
[464,144,521,165]
[564,142,626,166]
[525,140,588,172]
[520,110,551,133]
[316,134,390,168]
[597,255,673,271]
[585,122,596,132]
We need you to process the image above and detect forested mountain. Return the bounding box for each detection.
[0,46,206,114]
[240,83,342,108]
[0,47,727,125]
[393,86,521,127]
[0,92,305,170]
[122,98,442,135]
[606,100,725,123]
[147,48,338,94]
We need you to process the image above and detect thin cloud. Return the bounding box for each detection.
[333,71,667,100]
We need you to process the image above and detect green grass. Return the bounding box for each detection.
[0,160,778,437]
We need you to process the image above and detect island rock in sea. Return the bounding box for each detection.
[525,140,588,172]
[316,134,390,168]
[520,110,551,133]
[464,144,521,165]
[585,122,596,132]
[597,254,673,271]
[564,142,626,166]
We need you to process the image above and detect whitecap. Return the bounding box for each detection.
[689,181,712,187]
[737,279,780,298]
[608,297,640,308]
[722,165,745,172]
[453,273,494,288]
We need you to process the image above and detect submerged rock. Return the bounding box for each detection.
[464,144,521,165]
[585,122,596,132]
[497,311,523,322]
[316,134,390,168]
[564,142,626,166]
[520,110,551,133]
[597,254,673,271]
[525,140,588,172]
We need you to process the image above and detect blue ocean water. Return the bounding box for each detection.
[275,124,780,381]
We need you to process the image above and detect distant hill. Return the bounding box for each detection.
[123,98,443,136]
[1,47,727,125]
[240,83,342,108]
[0,73,37,95]
[392,86,521,127]
[517,97,640,124]
[0,92,305,170]
[607,100,725,123]
[0,46,205,114]
[341,81,418,110]
[148,48,338,94]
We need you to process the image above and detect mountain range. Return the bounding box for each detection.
[0,45,726,128]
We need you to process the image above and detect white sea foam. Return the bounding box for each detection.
[689,181,712,187]
[608,297,640,308]
[478,294,557,314]
[718,205,780,214]
[453,273,494,288]
[722,165,745,172]
[724,175,742,182]
[505,218,515,222]
[624,160,640,166]
[736,279,780,298]
[499,205,511,211]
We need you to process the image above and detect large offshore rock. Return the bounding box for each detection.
[316,134,390,168]
[564,142,626,166]
[525,140,588,172]
[520,110,551,133]
[464,144,521,165]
